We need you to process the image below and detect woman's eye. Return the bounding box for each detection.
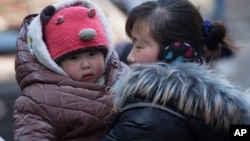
[136,45,143,49]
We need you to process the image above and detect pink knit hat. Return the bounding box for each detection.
[43,5,108,63]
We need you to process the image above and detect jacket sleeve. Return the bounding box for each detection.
[13,96,56,141]
[101,107,194,141]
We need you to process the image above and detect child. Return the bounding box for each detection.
[14,0,127,140]
[101,0,250,141]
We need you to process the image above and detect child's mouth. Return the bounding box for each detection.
[82,74,94,81]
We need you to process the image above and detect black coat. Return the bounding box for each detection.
[102,103,193,141]
[101,102,228,141]
[101,63,250,141]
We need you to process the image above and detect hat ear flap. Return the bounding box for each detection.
[40,5,56,24]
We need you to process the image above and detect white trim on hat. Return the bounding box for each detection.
[27,15,67,76]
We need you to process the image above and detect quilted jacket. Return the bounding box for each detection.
[13,1,128,140]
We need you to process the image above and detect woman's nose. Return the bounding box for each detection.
[127,49,136,64]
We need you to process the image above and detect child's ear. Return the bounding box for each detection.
[40,5,56,24]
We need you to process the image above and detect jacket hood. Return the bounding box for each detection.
[27,0,113,76]
[14,13,128,139]
[16,13,126,90]
[112,62,250,130]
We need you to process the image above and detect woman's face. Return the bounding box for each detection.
[127,26,160,64]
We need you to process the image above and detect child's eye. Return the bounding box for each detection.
[69,55,78,60]
[89,51,100,56]
[89,52,96,56]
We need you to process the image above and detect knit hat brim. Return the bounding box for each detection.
[55,46,108,65]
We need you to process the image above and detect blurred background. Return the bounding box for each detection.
[0,0,249,140]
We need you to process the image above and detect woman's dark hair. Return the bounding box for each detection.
[125,0,238,62]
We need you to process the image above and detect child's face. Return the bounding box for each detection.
[60,51,105,83]
[127,27,160,64]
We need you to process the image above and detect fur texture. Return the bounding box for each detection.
[112,62,250,130]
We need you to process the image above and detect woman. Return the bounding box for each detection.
[101,0,250,140]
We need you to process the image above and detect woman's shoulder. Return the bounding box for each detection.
[120,102,188,124]
[106,102,194,141]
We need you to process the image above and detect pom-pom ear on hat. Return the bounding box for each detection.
[40,5,56,24]
[43,5,109,63]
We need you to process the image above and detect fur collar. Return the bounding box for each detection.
[112,62,250,130]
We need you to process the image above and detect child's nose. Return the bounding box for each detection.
[80,59,90,69]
